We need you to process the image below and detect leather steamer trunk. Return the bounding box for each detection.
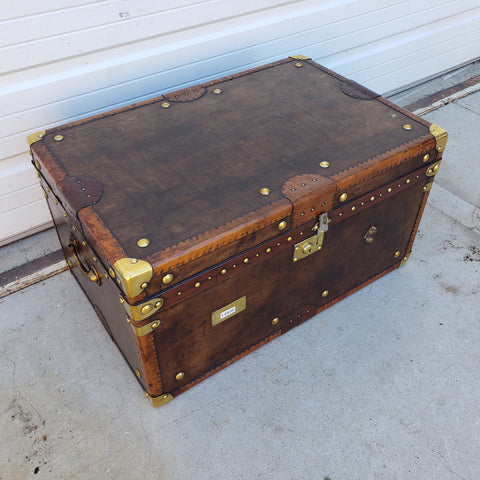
[29,56,448,407]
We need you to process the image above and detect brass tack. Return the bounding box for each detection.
[141,282,148,289]
[161,102,171,108]
[233,265,237,268]
[255,253,260,257]
[141,304,153,315]
[403,124,413,131]
[53,134,64,141]
[212,88,222,94]
[92,257,97,262]
[272,317,280,325]
[137,238,150,248]
[322,290,329,298]
[293,258,298,262]
[104,273,109,279]
[221,269,227,274]
[338,213,343,216]
[319,161,330,168]
[312,178,317,182]
[243,258,249,264]
[406,179,411,184]
[81,240,86,246]
[300,212,305,216]
[63,213,67,218]
[287,237,292,242]
[339,192,348,202]
[162,273,174,285]
[394,250,401,258]
[387,188,392,193]
[276,243,280,246]
[151,321,160,329]
[195,282,201,288]
[135,369,142,378]
[295,62,303,68]
[351,206,356,212]
[370,196,375,202]
[119,297,125,304]
[266,248,272,253]
[423,154,430,163]
[130,258,138,264]
[175,372,185,381]
[311,207,315,212]
[259,188,271,196]
[177,291,182,296]
[291,187,296,191]
[278,220,287,231]
[126,317,131,323]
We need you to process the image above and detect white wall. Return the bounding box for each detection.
[1,0,479,246]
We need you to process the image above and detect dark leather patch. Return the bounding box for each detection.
[164,86,206,102]
[60,175,103,213]
[340,82,378,100]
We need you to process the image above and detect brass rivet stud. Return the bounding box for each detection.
[130,258,138,264]
[272,317,280,325]
[135,369,142,378]
[161,102,171,108]
[137,238,150,248]
[423,154,430,163]
[311,207,315,212]
[176,372,185,381]
[141,304,153,315]
[287,236,292,242]
[322,290,329,298]
[278,220,287,231]
[195,282,201,288]
[126,316,131,323]
[243,258,249,264]
[259,188,271,196]
[394,250,401,258]
[370,196,375,202]
[53,134,64,141]
[162,273,174,285]
[266,248,272,253]
[151,321,161,329]
[406,179,411,184]
[387,187,392,193]
[221,269,227,275]
[351,206,356,212]
[109,267,116,278]
[141,282,148,289]
[300,212,305,216]
[295,62,303,68]
[339,192,348,202]
[319,161,330,168]
[119,297,125,304]
[92,257,97,262]
[213,88,222,94]
[403,124,413,131]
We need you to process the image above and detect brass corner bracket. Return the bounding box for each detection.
[400,253,411,267]
[113,257,153,298]
[27,130,46,148]
[290,54,311,60]
[121,296,163,322]
[429,124,448,153]
[145,392,173,407]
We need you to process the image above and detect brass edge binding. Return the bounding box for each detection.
[113,257,153,298]
[146,392,173,407]
[130,318,162,337]
[429,124,448,153]
[290,54,311,60]
[27,130,46,147]
[121,297,163,322]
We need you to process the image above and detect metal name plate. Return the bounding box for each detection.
[211,296,246,327]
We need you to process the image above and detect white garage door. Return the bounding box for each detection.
[1,0,479,245]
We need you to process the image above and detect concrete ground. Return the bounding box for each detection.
[1,87,480,480]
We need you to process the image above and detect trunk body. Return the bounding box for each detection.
[30,56,447,406]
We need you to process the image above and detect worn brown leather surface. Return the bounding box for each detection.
[31,57,436,296]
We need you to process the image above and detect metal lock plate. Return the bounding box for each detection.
[293,212,329,262]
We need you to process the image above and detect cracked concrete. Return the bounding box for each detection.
[1,90,479,479]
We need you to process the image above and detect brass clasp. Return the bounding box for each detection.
[293,212,330,262]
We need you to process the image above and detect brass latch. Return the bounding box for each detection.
[293,212,330,262]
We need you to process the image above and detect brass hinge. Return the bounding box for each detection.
[113,257,153,298]
[120,296,163,321]
[429,124,448,153]
[293,212,330,262]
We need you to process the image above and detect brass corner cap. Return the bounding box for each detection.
[429,124,448,153]
[113,257,153,298]
[27,130,46,148]
[290,54,311,60]
[146,393,173,407]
